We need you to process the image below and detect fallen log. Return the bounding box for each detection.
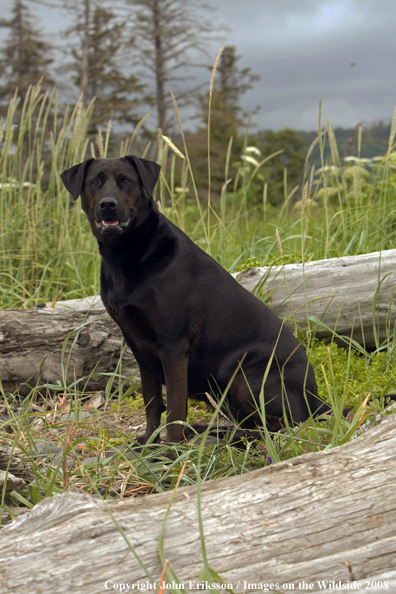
[0,296,138,394]
[1,249,396,392]
[1,414,396,593]
[0,447,34,484]
[236,248,396,346]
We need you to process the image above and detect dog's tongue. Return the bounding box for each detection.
[103,219,118,226]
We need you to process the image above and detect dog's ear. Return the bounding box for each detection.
[61,159,95,200]
[124,155,161,196]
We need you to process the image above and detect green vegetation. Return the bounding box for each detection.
[2,86,396,309]
[311,341,396,402]
[1,84,396,528]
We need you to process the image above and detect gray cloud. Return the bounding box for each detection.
[209,0,396,130]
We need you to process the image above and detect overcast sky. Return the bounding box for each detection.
[1,0,395,131]
[216,0,396,130]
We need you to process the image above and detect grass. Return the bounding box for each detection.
[2,86,396,308]
[1,81,396,587]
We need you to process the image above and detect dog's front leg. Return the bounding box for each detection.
[163,354,189,443]
[138,366,165,444]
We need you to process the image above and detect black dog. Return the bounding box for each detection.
[61,155,328,443]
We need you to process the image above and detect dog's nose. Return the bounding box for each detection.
[100,198,117,210]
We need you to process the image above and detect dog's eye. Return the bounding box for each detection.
[91,179,99,185]
[123,178,130,184]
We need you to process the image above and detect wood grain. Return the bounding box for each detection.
[1,415,396,593]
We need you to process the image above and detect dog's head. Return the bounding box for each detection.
[61,156,161,242]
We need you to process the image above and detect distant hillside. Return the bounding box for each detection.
[296,121,392,167]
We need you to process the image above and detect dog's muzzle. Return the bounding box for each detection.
[95,218,131,233]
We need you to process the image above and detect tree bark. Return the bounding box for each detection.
[1,415,396,593]
[152,0,167,132]
[1,249,396,393]
[81,0,90,107]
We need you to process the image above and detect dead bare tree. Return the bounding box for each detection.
[126,0,223,133]
[80,0,90,107]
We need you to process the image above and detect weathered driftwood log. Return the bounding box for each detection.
[0,296,138,393]
[1,249,396,392]
[237,248,396,347]
[1,415,396,593]
[0,447,34,484]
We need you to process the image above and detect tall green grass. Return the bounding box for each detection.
[1,83,396,308]
[0,86,100,308]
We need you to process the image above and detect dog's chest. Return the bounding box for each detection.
[110,302,158,342]
[106,299,166,383]
[102,280,162,350]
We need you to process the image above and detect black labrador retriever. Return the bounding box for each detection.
[61,155,329,443]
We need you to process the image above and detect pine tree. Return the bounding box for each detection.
[0,0,54,105]
[257,128,306,206]
[199,46,259,142]
[65,1,145,132]
[191,46,260,198]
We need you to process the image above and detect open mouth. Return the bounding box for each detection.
[95,218,131,233]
